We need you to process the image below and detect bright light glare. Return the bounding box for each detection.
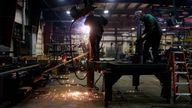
[66,10,70,15]
[162,28,166,31]
[81,25,90,34]
[104,10,109,14]
[70,91,81,97]
[175,25,180,28]
[131,27,135,30]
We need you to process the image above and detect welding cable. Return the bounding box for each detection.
[69,20,89,81]
[74,59,88,80]
[55,76,101,91]
[69,20,76,63]
[72,58,88,80]
[94,73,102,90]
[74,70,88,80]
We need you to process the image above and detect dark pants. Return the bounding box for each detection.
[90,34,101,61]
[143,32,161,63]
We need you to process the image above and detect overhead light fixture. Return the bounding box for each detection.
[131,27,135,30]
[162,28,166,32]
[66,10,70,15]
[104,10,109,14]
[175,25,180,28]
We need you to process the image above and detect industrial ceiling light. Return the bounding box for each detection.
[66,10,70,15]
[131,27,135,30]
[103,2,109,14]
[104,10,109,14]
[162,28,166,32]
[175,25,180,28]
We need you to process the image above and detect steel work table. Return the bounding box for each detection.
[104,62,171,104]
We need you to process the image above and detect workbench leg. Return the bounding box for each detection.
[133,74,140,90]
[104,73,112,103]
[154,71,171,103]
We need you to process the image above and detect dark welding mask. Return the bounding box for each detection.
[70,6,96,20]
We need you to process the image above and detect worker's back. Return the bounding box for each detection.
[85,14,108,37]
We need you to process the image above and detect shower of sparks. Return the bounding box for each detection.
[34,77,104,102]
[35,89,104,102]
[32,72,104,102]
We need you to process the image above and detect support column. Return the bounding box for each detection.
[0,0,17,47]
[114,27,118,59]
[135,16,143,64]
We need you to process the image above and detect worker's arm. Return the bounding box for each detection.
[142,15,155,41]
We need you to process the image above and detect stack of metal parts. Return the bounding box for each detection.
[0,54,60,107]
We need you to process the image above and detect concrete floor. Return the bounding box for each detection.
[10,71,191,108]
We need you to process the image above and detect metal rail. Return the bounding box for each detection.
[43,52,88,73]
[0,64,40,76]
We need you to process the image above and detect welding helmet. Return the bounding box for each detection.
[70,6,96,20]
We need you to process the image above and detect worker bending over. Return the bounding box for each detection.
[135,10,162,63]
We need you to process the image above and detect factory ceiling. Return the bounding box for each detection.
[42,0,192,29]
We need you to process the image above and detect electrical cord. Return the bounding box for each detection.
[69,20,89,81]
[45,68,101,91]
[94,72,102,90]
[67,21,76,62]
[74,70,87,80]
